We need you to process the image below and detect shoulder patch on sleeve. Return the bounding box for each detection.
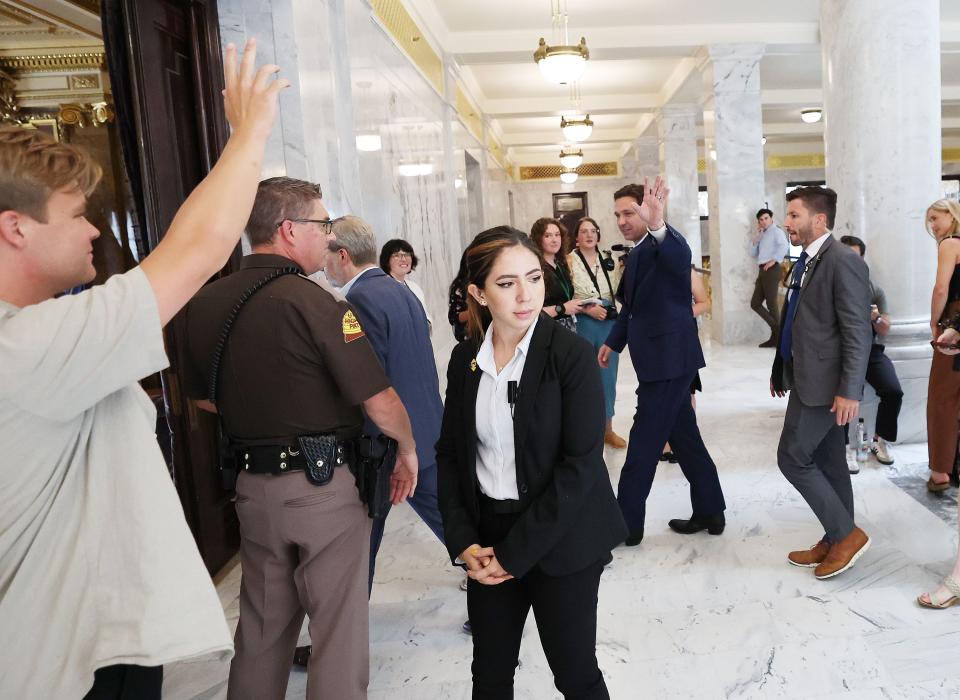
[342,309,365,343]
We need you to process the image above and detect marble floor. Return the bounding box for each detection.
[165,342,960,700]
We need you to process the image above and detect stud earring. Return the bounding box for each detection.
[479,299,487,306]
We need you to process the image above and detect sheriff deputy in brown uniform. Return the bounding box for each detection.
[182,176,418,700]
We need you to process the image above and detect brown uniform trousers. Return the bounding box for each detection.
[227,466,371,700]
[927,300,960,474]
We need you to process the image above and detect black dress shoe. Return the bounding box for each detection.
[660,452,673,462]
[624,529,644,546]
[292,645,311,668]
[668,513,725,535]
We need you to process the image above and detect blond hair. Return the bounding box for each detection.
[0,126,102,222]
[926,198,960,240]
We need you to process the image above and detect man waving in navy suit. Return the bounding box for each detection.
[599,178,726,545]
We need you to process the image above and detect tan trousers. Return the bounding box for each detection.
[927,300,960,474]
[227,466,371,700]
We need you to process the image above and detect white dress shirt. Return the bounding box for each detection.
[799,231,831,286]
[635,223,667,247]
[474,317,539,500]
[338,264,378,295]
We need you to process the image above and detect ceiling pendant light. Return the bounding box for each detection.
[561,115,593,142]
[560,168,579,184]
[800,108,822,124]
[533,0,589,85]
[559,147,583,169]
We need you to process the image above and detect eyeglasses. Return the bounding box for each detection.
[390,251,412,260]
[276,218,334,235]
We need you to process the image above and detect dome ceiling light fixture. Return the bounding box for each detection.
[560,168,579,184]
[533,0,589,85]
[800,108,823,124]
[559,147,583,169]
[560,115,593,142]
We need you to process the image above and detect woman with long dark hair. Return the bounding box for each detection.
[530,217,581,332]
[437,226,626,698]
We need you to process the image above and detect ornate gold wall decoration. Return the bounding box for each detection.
[519,162,619,180]
[371,0,443,95]
[59,101,113,128]
[69,74,99,89]
[0,68,18,123]
[0,51,105,74]
[766,153,826,170]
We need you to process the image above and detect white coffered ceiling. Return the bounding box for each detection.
[403,0,960,166]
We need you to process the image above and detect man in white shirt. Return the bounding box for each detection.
[0,40,286,698]
[749,208,790,347]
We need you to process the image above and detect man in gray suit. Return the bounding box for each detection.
[770,186,872,580]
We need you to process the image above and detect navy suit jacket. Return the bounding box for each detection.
[346,268,443,470]
[604,223,705,382]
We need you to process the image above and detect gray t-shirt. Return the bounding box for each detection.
[0,267,231,697]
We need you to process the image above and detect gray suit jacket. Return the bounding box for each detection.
[771,235,872,406]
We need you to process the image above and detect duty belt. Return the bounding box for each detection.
[239,438,356,476]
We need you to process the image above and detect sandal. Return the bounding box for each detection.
[927,477,951,493]
[918,576,960,609]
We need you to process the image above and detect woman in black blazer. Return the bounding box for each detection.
[436,226,628,699]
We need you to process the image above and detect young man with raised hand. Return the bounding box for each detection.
[0,39,287,699]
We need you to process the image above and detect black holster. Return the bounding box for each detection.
[350,434,398,519]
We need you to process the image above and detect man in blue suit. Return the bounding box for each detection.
[322,216,446,584]
[599,179,726,545]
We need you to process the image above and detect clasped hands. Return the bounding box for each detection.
[459,544,513,586]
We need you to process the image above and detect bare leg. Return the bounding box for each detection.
[919,499,960,606]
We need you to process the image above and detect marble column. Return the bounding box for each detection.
[657,104,702,263]
[821,0,941,442]
[699,43,767,345]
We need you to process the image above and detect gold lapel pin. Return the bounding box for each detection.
[470,358,478,372]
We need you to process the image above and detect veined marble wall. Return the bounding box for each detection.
[218,0,510,368]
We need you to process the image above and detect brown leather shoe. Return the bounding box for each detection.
[787,538,830,568]
[604,430,627,449]
[814,527,870,580]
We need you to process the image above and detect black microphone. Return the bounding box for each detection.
[507,380,519,418]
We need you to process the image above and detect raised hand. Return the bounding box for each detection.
[222,38,289,141]
[631,175,669,230]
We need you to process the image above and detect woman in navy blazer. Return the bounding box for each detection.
[436,226,627,699]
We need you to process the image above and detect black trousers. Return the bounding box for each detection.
[844,344,903,444]
[468,500,609,700]
[617,371,726,532]
[83,665,162,700]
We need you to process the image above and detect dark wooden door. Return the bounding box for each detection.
[111,0,240,574]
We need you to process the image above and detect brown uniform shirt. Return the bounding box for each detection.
[181,254,390,443]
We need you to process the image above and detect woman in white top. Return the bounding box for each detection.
[436,226,627,697]
[380,238,432,332]
[568,217,626,449]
